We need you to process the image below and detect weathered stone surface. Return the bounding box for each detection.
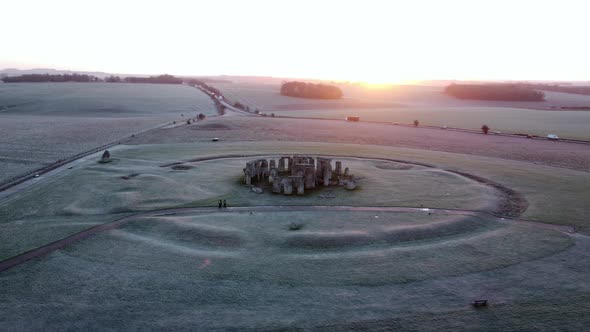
[346,175,357,190]
[272,177,282,193]
[278,158,285,173]
[99,150,111,163]
[243,155,355,196]
[335,161,342,176]
[304,166,316,189]
[290,176,305,195]
[282,178,293,195]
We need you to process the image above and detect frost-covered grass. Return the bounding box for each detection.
[213,82,590,140]
[2,139,588,264]
[0,141,588,330]
[273,107,590,140]
[0,152,496,260]
[0,83,216,184]
[0,210,581,330]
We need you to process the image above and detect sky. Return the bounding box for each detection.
[2,0,589,83]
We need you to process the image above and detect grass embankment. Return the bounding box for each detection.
[0,150,497,260]
[114,142,590,231]
[1,140,587,261]
[0,209,580,330]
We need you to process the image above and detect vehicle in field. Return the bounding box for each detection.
[547,134,559,140]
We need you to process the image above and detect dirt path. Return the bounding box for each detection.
[0,205,575,274]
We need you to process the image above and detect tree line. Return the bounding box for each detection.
[2,74,101,83]
[2,74,183,84]
[519,84,590,96]
[280,81,343,99]
[445,83,545,101]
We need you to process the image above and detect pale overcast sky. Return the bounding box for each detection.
[2,0,589,82]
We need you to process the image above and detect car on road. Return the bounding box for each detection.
[547,134,559,140]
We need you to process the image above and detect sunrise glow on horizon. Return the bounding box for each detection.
[3,0,590,83]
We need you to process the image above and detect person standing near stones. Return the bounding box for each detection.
[223,200,227,208]
[218,200,222,209]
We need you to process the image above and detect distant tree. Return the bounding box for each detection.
[519,83,590,96]
[413,120,420,127]
[198,113,206,120]
[445,83,545,101]
[280,81,343,99]
[123,74,182,84]
[105,75,122,83]
[271,113,275,117]
[481,124,490,134]
[2,73,99,83]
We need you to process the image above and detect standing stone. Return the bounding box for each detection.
[278,158,285,173]
[346,175,357,190]
[272,177,282,194]
[322,162,333,186]
[282,178,293,195]
[269,168,277,184]
[99,150,111,163]
[291,176,305,195]
[286,157,292,172]
[261,160,269,178]
[244,169,252,185]
[304,166,316,189]
[335,161,342,176]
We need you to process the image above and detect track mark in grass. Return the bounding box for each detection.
[121,173,140,180]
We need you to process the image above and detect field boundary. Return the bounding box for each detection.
[0,88,220,194]
[172,153,527,217]
[0,205,576,274]
[0,123,167,193]
[269,114,590,145]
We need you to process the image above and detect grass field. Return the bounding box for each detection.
[0,209,584,330]
[213,82,590,140]
[273,107,590,140]
[0,83,216,184]
[0,149,498,261]
[1,137,589,329]
[111,141,590,230]
[1,140,589,263]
